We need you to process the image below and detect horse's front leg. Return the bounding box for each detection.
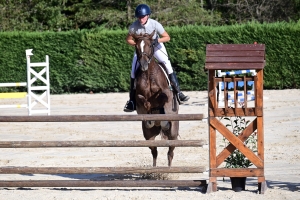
[137,94,151,111]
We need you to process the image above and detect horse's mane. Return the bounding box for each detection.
[131,31,155,41]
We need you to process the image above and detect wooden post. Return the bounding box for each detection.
[205,44,267,194]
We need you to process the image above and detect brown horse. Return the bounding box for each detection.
[131,31,179,167]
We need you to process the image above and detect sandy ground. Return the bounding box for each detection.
[0,90,299,199]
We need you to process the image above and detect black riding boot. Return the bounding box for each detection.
[168,72,190,103]
[123,78,136,112]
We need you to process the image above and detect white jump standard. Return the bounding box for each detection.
[26,49,50,115]
[0,49,50,115]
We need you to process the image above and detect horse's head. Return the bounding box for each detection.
[131,30,155,71]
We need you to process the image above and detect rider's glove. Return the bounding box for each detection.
[152,37,159,46]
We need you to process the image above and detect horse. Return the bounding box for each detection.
[131,30,179,167]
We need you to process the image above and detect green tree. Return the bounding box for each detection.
[207,0,300,24]
[0,0,299,31]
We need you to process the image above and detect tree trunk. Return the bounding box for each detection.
[127,0,132,21]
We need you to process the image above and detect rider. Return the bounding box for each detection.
[123,4,190,112]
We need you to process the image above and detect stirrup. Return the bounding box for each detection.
[123,100,135,112]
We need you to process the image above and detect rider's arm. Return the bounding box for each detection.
[158,31,170,43]
[126,34,136,46]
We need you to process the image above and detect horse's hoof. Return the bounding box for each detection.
[161,121,170,130]
[154,121,161,126]
[145,121,155,128]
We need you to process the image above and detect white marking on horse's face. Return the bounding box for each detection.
[140,40,145,53]
[139,40,148,71]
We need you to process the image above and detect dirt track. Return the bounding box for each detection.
[0,90,299,199]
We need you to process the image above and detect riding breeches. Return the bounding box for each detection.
[130,43,173,79]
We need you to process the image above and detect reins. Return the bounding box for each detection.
[134,36,172,90]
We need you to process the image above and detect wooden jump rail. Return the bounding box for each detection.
[0,114,207,188]
[205,44,267,194]
[0,140,205,148]
[0,180,207,188]
[0,166,204,174]
[0,114,203,122]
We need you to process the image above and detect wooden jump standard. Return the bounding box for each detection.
[205,44,267,194]
[0,114,207,188]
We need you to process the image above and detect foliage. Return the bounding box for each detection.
[0,0,299,31]
[149,1,221,26]
[211,0,300,24]
[0,22,300,94]
[223,116,257,168]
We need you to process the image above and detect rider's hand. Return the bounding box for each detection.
[152,37,159,46]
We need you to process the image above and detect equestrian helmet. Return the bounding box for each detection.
[135,4,151,18]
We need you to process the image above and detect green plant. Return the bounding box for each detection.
[223,116,257,168]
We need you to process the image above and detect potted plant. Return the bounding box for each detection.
[222,116,257,192]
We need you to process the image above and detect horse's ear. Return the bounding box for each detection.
[150,30,155,38]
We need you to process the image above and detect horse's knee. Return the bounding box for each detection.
[137,94,151,111]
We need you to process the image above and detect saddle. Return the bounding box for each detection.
[134,62,172,91]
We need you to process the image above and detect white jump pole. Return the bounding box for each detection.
[0,83,28,109]
[0,83,27,87]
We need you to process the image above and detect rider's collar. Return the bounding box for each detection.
[143,19,149,27]
[140,17,149,27]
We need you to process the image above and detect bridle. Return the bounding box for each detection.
[135,37,155,65]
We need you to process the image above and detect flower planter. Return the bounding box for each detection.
[230,177,246,192]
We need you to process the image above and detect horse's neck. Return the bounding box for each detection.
[146,61,162,79]
[137,62,162,85]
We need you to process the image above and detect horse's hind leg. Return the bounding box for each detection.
[164,130,176,167]
[166,121,179,167]
[167,146,175,167]
[149,146,158,167]
[142,122,161,167]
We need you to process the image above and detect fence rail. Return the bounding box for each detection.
[0,166,206,174]
[0,140,206,148]
[0,180,207,188]
[0,114,204,122]
[0,113,207,189]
